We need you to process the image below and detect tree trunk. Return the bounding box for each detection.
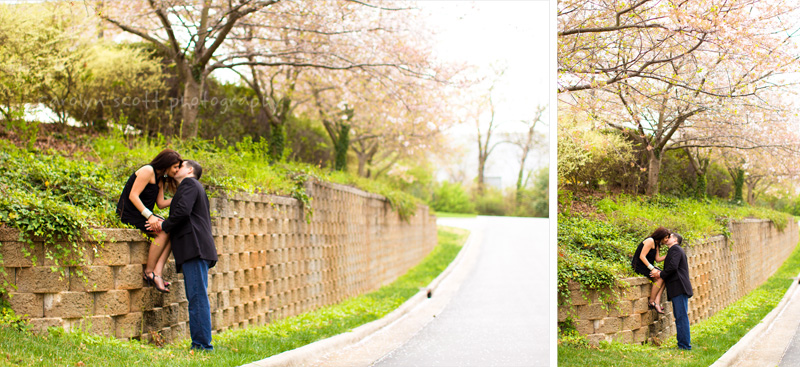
[356,151,367,177]
[645,150,662,196]
[181,76,203,140]
[477,155,486,195]
[732,168,745,203]
[334,123,349,171]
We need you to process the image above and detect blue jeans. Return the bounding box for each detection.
[672,293,691,350]
[183,258,213,350]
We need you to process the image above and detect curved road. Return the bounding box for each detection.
[370,216,548,367]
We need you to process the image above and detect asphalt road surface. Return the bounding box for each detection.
[371,216,548,367]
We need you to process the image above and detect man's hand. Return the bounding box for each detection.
[650,269,661,279]
[145,217,164,233]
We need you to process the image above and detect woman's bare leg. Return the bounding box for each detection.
[144,231,170,290]
[154,240,171,284]
[652,277,665,305]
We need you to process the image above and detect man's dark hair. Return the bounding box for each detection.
[672,233,683,246]
[183,160,203,180]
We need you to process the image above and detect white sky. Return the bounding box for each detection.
[418,0,550,189]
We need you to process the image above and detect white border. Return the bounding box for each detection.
[549,0,558,364]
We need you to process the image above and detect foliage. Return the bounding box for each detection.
[430,181,475,214]
[0,305,30,332]
[557,116,636,192]
[3,109,39,150]
[559,236,800,367]
[474,186,509,216]
[0,141,116,293]
[514,166,548,217]
[0,226,468,366]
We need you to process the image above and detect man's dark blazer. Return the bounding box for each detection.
[162,177,217,272]
[661,244,693,301]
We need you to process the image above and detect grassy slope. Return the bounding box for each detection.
[0,226,469,367]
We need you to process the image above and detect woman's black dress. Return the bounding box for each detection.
[631,240,660,279]
[116,167,161,233]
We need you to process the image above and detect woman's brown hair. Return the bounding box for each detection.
[149,149,182,194]
[649,226,671,247]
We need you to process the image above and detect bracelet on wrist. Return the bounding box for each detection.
[141,208,153,219]
[648,264,654,270]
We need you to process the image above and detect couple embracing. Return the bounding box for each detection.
[632,227,693,351]
[116,149,217,351]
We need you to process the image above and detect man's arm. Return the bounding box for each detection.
[162,180,198,234]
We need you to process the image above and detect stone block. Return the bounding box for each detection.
[576,319,593,335]
[95,290,130,316]
[114,312,143,338]
[129,241,149,265]
[612,330,634,344]
[163,302,180,325]
[16,267,69,293]
[66,315,114,336]
[594,317,622,334]
[70,266,113,292]
[586,333,609,346]
[5,292,43,318]
[633,327,649,343]
[577,303,606,320]
[143,307,165,332]
[29,317,65,334]
[44,292,94,318]
[623,314,642,330]
[633,298,650,313]
[115,265,144,290]
[130,287,163,311]
[178,301,189,323]
[163,280,186,304]
[0,241,42,267]
[94,242,130,266]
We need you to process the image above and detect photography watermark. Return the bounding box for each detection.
[37,91,263,115]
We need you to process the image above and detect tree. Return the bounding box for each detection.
[561,0,800,195]
[98,0,281,139]
[221,0,455,161]
[507,106,546,206]
[308,67,452,177]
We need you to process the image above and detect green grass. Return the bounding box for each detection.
[558,239,800,366]
[0,226,470,366]
[432,211,478,218]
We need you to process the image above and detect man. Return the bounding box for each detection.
[148,160,217,350]
[651,233,692,350]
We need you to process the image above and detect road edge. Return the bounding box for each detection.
[709,270,800,367]
[242,224,479,367]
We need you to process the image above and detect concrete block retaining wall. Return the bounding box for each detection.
[0,181,437,342]
[559,219,799,345]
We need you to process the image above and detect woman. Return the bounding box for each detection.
[116,149,182,293]
[631,226,671,314]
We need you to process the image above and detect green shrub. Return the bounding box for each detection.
[431,181,475,214]
[474,187,508,216]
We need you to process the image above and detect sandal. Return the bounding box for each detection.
[143,271,170,289]
[653,302,665,314]
[143,272,170,293]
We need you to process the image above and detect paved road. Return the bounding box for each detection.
[371,216,548,367]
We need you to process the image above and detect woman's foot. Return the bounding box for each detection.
[144,271,169,293]
[653,302,665,314]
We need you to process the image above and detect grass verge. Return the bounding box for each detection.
[0,226,469,367]
[558,240,800,367]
